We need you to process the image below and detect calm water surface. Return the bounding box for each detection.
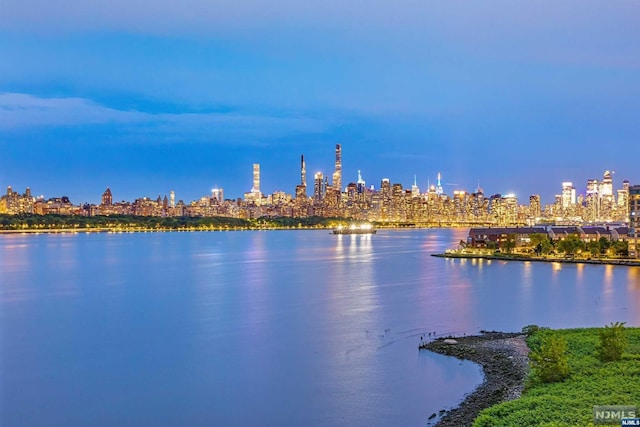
[2,229,640,426]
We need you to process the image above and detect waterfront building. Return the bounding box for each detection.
[468,227,546,248]
[1,186,35,214]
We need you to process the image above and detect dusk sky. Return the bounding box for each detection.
[1,1,639,205]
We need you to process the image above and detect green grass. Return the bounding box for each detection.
[474,327,640,427]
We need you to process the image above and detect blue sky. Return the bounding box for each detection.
[1,0,639,204]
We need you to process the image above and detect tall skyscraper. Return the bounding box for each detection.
[252,163,261,194]
[411,175,420,197]
[332,144,342,192]
[314,172,324,201]
[600,170,613,196]
[101,187,113,206]
[629,185,640,258]
[170,191,175,208]
[356,170,366,194]
[211,187,224,204]
[561,182,576,209]
[435,172,444,196]
[296,155,308,200]
[529,194,541,218]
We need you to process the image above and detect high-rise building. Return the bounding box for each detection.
[332,144,342,192]
[561,182,576,209]
[435,172,443,196]
[170,191,175,208]
[529,194,541,218]
[296,155,307,200]
[586,178,599,196]
[600,170,614,196]
[211,187,224,204]
[101,187,113,206]
[411,175,420,198]
[629,185,640,258]
[252,163,261,194]
[356,170,366,194]
[314,172,324,201]
[617,180,630,221]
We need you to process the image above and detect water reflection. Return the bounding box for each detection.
[3,229,640,426]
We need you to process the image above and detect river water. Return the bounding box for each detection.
[2,229,639,426]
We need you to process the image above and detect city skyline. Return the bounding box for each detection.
[2,1,640,203]
[0,147,634,207]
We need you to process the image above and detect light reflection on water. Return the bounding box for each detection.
[2,229,640,426]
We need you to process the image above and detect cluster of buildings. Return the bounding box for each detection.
[1,145,639,256]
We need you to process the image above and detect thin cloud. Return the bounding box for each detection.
[0,93,149,128]
[0,93,331,141]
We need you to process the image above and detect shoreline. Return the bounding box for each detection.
[433,252,640,267]
[0,226,469,235]
[421,332,530,426]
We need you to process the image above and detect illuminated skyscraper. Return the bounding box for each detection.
[211,187,224,204]
[332,144,342,192]
[529,194,541,218]
[170,191,175,208]
[600,170,613,196]
[586,178,599,196]
[618,180,630,218]
[296,155,307,200]
[356,170,366,194]
[561,182,576,209]
[252,163,261,194]
[101,187,113,206]
[629,185,640,258]
[411,175,420,197]
[314,172,324,201]
[435,172,443,196]
[600,170,615,220]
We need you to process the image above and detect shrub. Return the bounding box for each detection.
[530,334,570,383]
[597,322,627,362]
[522,324,549,336]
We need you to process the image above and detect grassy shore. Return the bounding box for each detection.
[426,327,640,426]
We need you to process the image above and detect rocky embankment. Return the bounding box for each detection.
[421,332,530,426]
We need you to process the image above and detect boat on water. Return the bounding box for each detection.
[332,223,377,235]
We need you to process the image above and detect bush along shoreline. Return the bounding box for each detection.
[422,324,640,426]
